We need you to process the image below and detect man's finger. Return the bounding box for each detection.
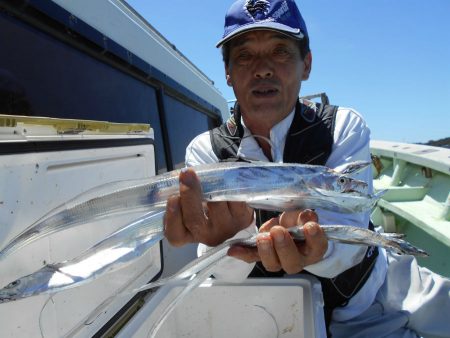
[228,202,254,227]
[259,217,280,233]
[206,202,237,245]
[179,168,208,237]
[270,226,303,274]
[298,209,318,225]
[164,195,194,246]
[279,210,301,228]
[257,233,282,272]
[300,221,328,266]
[228,245,260,263]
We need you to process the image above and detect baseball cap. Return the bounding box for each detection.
[216,0,308,48]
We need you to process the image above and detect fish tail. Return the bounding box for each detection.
[0,228,40,262]
[0,240,17,262]
[335,161,372,175]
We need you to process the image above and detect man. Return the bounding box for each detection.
[164,1,450,337]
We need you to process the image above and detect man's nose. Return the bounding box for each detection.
[253,57,274,79]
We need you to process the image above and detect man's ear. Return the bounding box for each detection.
[226,75,232,87]
[225,67,232,86]
[302,52,312,81]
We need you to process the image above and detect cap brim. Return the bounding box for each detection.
[216,21,304,48]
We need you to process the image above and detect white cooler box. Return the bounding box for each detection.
[0,114,160,337]
[117,276,326,338]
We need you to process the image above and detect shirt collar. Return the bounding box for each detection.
[237,108,296,162]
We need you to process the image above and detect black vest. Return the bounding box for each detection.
[209,100,379,335]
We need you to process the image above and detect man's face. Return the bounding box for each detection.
[226,30,311,126]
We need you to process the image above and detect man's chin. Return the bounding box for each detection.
[250,101,284,114]
[245,106,289,120]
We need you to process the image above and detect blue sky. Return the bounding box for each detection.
[126,0,450,144]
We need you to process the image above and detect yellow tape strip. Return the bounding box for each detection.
[0,114,150,134]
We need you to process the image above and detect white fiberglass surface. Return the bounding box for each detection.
[118,278,326,338]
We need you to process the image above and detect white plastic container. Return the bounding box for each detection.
[0,115,159,337]
[118,276,326,338]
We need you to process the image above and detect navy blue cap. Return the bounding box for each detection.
[217,0,308,48]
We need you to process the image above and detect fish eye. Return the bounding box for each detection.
[339,177,347,184]
[6,280,20,289]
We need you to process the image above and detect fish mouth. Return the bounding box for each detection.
[0,295,16,303]
[343,189,362,194]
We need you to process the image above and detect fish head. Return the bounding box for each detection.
[0,278,25,303]
[0,266,53,303]
[335,176,368,195]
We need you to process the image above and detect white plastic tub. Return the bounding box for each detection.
[0,115,159,337]
[118,276,326,338]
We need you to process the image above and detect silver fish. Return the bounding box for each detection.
[80,232,241,328]
[284,225,428,257]
[145,224,429,338]
[147,259,219,338]
[0,218,427,304]
[0,210,165,303]
[80,223,430,332]
[132,225,428,296]
[0,160,381,260]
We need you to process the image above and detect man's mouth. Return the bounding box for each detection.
[252,88,278,97]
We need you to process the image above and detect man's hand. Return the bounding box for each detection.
[164,168,254,247]
[228,209,328,274]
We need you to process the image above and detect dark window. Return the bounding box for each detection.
[163,95,213,169]
[0,12,168,173]
[0,8,223,173]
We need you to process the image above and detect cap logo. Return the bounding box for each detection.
[272,1,290,20]
[245,0,270,19]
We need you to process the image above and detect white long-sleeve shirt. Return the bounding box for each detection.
[185,105,387,321]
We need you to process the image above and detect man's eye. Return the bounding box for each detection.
[274,47,289,56]
[233,52,252,63]
[237,52,251,59]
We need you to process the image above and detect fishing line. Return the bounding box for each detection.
[146,259,223,338]
[289,119,323,137]
[211,131,283,163]
[304,151,325,164]
[39,295,55,338]
[252,305,280,338]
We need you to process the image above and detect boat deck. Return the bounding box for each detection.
[370,140,450,277]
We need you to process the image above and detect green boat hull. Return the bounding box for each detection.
[370,140,450,277]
